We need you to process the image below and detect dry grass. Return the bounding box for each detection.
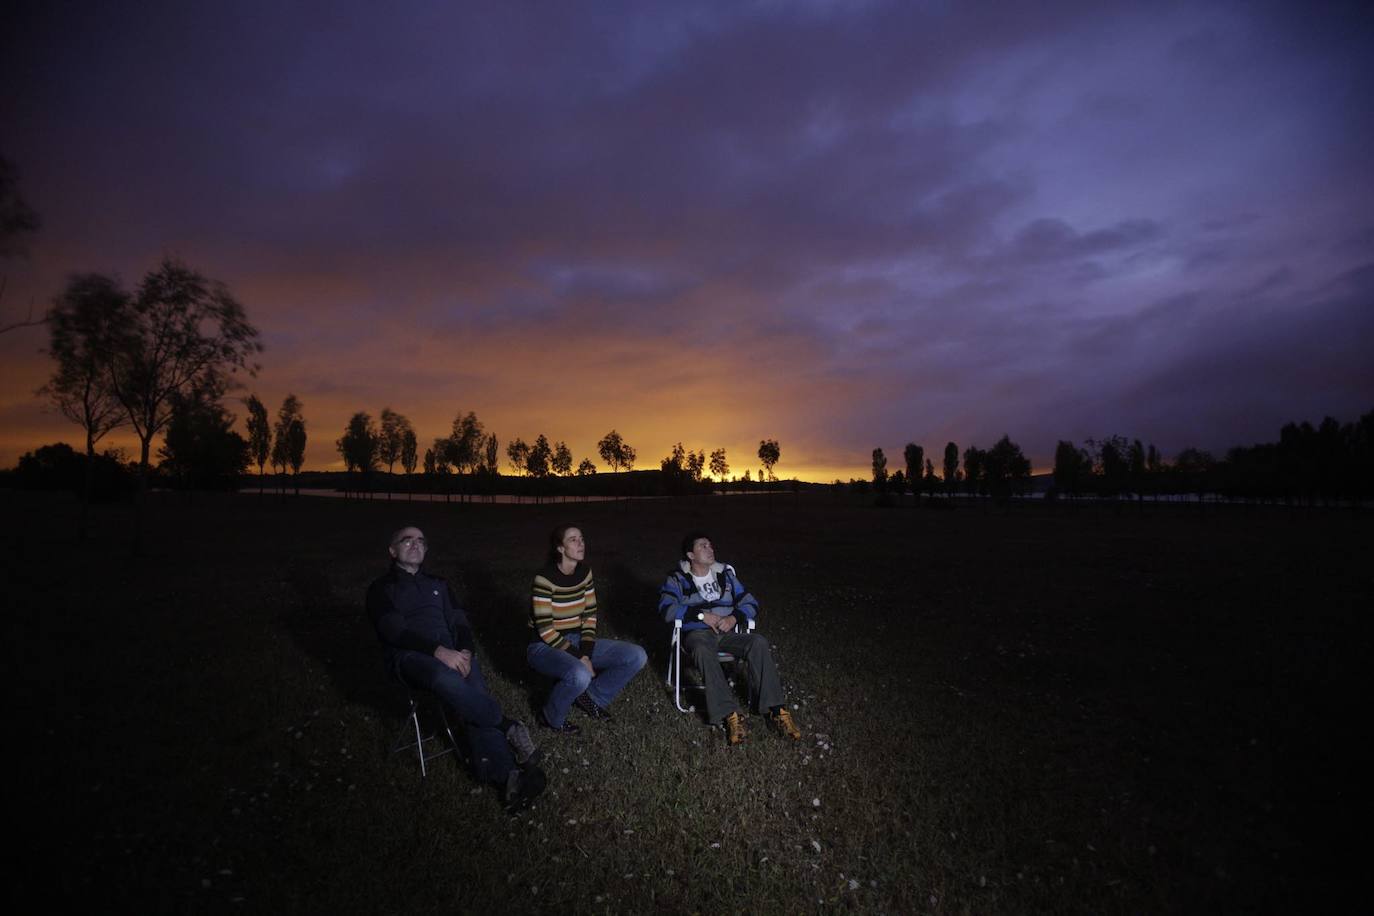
[5,490,1366,913]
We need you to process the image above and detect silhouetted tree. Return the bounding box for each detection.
[903,443,923,504]
[871,447,888,493]
[1052,440,1089,497]
[576,457,597,476]
[527,434,552,479]
[597,429,636,472]
[984,435,1031,503]
[758,439,780,481]
[244,395,270,493]
[552,440,573,477]
[378,408,410,484]
[661,442,690,494]
[890,468,906,498]
[42,274,130,533]
[158,391,250,490]
[507,437,530,475]
[337,412,379,495]
[709,447,729,481]
[484,433,499,475]
[1,155,43,334]
[101,260,261,551]
[963,446,986,496]
[272,395,306,495]
[687,449,705,483]
[400,426,418,497]
[422,445,436,476]
[943,442,959,494]
[1089,435,1130,498]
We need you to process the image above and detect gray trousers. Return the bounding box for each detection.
[683,628,785,725]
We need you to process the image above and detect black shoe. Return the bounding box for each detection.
[504,764,547,814]
[573,692,613,722]
[539,711,580,735]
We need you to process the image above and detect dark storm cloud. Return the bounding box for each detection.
[3,0,1372,475]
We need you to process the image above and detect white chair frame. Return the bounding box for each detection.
[665,617,756,713]
[391,686,459,778]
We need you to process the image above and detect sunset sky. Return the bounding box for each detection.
[3,0,1371,481]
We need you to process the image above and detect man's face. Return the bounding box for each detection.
[686,537,714,568]
[390,527,427,570]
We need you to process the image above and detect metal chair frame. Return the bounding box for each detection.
[665,617,755,713]
[391,685,460,778]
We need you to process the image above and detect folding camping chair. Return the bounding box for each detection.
[390,685,459,778]
[665,617,756,714]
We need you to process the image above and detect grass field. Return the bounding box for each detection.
[6,491,1366,913]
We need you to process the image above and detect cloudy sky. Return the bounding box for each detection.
[3,0,1371,480]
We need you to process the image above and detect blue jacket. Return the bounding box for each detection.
[366,563,475,678]
[658,560,759,632]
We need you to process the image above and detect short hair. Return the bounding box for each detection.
[390,525,422,546]
[680,531,710,559]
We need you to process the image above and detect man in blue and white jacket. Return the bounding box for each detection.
[658,531,801,745]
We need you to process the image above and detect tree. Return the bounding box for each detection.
[984,435,1031,502]
[527,434,552,478]
[943,442,960,493]
[903,443,923,501]
[963,446,986,496]
[484,434,499,475]
[432,437,452,475]
[272,395,306,495]
[100,259,261,550]
[41,274,129,532]
[1088,435,1130,497]
[687,449,705,483]
[157,392,250,490]
[378,408,408,480]
[336,412,379,494]
[552,440,573,476]
[758,439,780,481]
[576,457,597,476]
[400,427,418,494]
[448,411,485,477]
[1,155,43,334]
[871,448,888,493]
[423,445,436,476]
[244,395,271,493]
[924,458,937,495]
[709,447,729,481]
[506,437,530,475]
[597,429,636,472]
[1053,440,1090,497]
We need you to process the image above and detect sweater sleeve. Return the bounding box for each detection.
[658,572,696,623]
[532,573,573,652]
[367,577,441,655]
[578,575,598,657]
[726,567,759,621]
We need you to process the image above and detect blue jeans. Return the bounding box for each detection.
[526,633,647,728]
[397,650,514,786]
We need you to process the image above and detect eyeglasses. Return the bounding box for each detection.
[393,536,426,548]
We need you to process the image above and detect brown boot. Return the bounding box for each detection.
[770,706,801,740]
[723,710,748,745]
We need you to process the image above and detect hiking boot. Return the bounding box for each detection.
[504,764,547,814]
[539,711,580,735]
[573,692,613,722]
[723,710,748,745]
[770,706,801,740]
[505,720,541,766]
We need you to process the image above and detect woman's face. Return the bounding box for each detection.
[559,527,586,564]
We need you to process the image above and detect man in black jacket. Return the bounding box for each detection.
[367,525,545,811]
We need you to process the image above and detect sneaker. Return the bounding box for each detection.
[770,706,801,740]
[723,710,748,745]
[539,711,580,735]
[505,720,541,766]
[504,764,547,814]
[573,692,613,722]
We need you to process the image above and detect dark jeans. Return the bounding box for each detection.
[682,628,785,725]
[397,650,514,786]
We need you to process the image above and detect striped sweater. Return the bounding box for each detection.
[531,562,598,658]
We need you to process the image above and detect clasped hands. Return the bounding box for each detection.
[701,611,738,634]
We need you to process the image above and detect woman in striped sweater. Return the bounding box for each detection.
[528,524,647,733]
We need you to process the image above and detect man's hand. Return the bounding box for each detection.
[579,655,595,676]
[435,646,473,677]
[701,611,722,632]
[716,614,737,634]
